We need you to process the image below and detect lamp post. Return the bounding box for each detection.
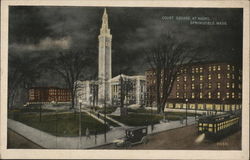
[185,99,188,126]
[78,99,82,149]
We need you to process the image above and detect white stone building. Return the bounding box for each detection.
[110,74,146,106]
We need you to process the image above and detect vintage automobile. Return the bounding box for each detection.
[113,126,149,148]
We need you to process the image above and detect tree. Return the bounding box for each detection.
[146,34,201,113]
[48,50,93,109]
[8,54,42,108]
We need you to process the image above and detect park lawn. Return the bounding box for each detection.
[110,113,163,126]
[8,112,109,137]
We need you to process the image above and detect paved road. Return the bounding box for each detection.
[95,124,241,150]
[7,129,43,149]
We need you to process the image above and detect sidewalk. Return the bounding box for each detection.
[8,117,195,149]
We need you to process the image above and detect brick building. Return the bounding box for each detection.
[28,87,71,104]
[146,62,242,111]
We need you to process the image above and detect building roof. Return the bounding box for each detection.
[110,74,146,82]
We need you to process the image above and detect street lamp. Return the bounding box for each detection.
[78,99,82,149]
[185,98,188,126]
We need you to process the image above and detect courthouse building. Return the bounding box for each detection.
[146,62,242,111]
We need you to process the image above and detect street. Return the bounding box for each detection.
[95,124,241,150]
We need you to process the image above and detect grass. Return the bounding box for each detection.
[110,113,163,126]
[8,112,109,137]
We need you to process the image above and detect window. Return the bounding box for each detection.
[226,82,230,88]
[192,84,195,90]
[239,76,241,80]
[218,65,221,70]
[184,84,187,90]
[217,92,221,99]
[213,66,216,71]
[232,66,235,71]
[184,76,187,82]
[192,75,195,81]
[200,83,203,89]
[184,92,187,98]
[177,76,180,81]
[184,68,187,74]
[226,92,230,99]
[176,92,179,98]
[227,65,230,70]
[208,83,212,89]
[239,84,242,89]
[199,92,203,99]
[192,68,195,73]
[177,84,180,89]
[232,83,235,89]
[192,92,195,99]
[227,73,230,79]
[217,74,221,79]
[200,67,203,73]
[217,83,221,89]
[232,92,235,98]
[208,92,211,99]
[200,75,203,81]
[208,74,211,80]
[232,74,235,79]
[196,67,199,73]
[209,66,212,72]
[238,93,242,99]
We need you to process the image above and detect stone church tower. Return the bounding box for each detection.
[98,8,112,104]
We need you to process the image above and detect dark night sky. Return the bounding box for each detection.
[9,6,243,87]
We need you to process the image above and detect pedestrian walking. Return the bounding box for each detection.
[86,128,91,140]
[94,130,97,144]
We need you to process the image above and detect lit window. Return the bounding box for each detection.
[232,92,235,98]
[209,66,212,72]
[232,83,235,89]
[217,83,221,89]
[232,74,235,79]
[184,76,187,82]
[196,68,199,73]
[239,76,241,80]
[200,75,203,81]
[184,68,187,74]
[217,74,221,79]
[226,92,230,99]
[208,74,211,80]
[199,92,203,99]
[176,92,179,98]
[200,67,203,73]
[227,73,230,79]
[239,84,242,89]
[227,65,230,70]
[192,92,195,99]
[177,84,180,89]
[200,83,203,89]
[238,93,242,99]
[180,69,183,73]
[177,76,180,81]
[213,66,216,71]
[192,68,195,73]
[208,83,212,89]
[184,84,187,90]
[192,75,195,81]
[184,93,187,98]
[217,65,221,70]
[217,92,221,99]
[208,92,211,99]
[232,66,235,71]
[192,84,195,90]
[226,83,230,88]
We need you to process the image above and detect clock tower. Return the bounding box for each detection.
[98,8,112,104]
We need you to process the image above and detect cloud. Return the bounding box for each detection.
[9,36,71,51]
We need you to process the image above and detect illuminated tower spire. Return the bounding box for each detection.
[98,8,112,105]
